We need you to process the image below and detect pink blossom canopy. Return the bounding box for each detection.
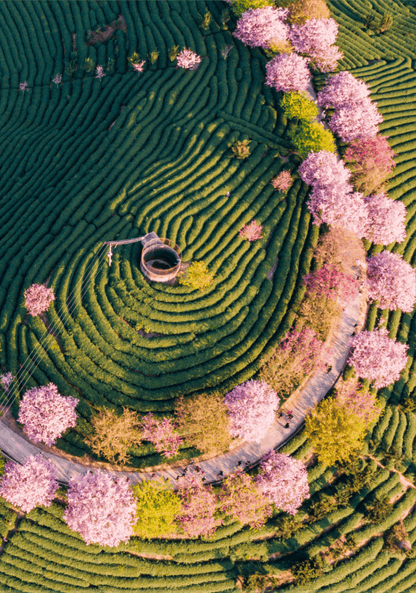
[140,413,182,458]
[18,383,78,447]
[303,263,358,305]
[307,185,368,238]
[364,193,406,245]
[255,450,310,515]
[64,471,136,547]
[224,380,280,443]
[317,71,371,110]
[0,455,59,513]
[299,151,351,188]
[289,18,342,72]
[328,98,383,142]
[24,284,55,316]
[174,473,221,538]
[271,170,293,192]
[348,328,408,389]
[366,251,416,313]
[176,48,202,70]
[239,220,263,241]
[233,6,289,49]
[265,53,311,93]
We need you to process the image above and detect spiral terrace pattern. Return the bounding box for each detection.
[2,2,416,593]
[0,0,319,468]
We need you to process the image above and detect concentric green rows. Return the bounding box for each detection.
[0,0,318,466]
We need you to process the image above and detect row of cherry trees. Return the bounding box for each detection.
[0,449,309,546]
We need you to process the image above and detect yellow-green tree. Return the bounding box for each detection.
[132,477,182,539]
[179,261,214,291]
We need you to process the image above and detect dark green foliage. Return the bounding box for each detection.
[292,554,330,585]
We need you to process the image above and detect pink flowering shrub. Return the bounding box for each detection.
[175,474,221,538]
[218,471,272,529]
[255,450,310,514]
[348,328,408,389]
[303,263,358,304]
[0,373,13,390]
[299,150,351,188]
[328,99,383,142]
[140,413,183,458]
[176,48,202,70]
[317,71,371,110]
[259,327,326,398]
[233,6,289,49]
[289,18,342,72]
[366,251,416,313]
[307,186,368,238]
[266,53,311,93]
[344,135,397,196]
[224,380,280,443]
[271,170,294,192]
[239,220,263,241]
[18,383,78,447]
[335,379,382,426]
[364,194,406,245]
[64,471,136,547]
[95,66,105,78]
[0,455,59,513]
[132,60,146,73]
[24,284,55,316]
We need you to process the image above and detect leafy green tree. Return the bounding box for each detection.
[281,91,319,122]
[290,121,336,158]
[229,0,275,18]
[179,261,215,291]
[175,393,232,455]
[132,477,182,539]
[305,398,367,466]
[292,554,330,584]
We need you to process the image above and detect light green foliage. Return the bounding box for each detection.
[229,0,275,18]
[149,50,159,64]
[281,92,319,122]
[0,453,5,477]
[179,261,215,291]
[168,45,180,61]
[290,121,336,158]
[281,0,331,25]
[132,478,182,539]
[305,398,367,466]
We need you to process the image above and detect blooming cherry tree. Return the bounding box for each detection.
[328,99,383,142]
[289,18,342,71]
[64,471,136,547]
[18,383,78,447]
[344,135,396,196]
[299,150,351,188]
[224,380,280,443]
[218,470,272,529]
[310,44,343,73]
[239,220,263,241]
[266,53,311,93]
[335,378,381,426]
[0,455,59,513]
[317,71,371,110]
[348,328,408,388]
[140,413,183,458]
[24,284,55,316]
[132,60,146,73]
[303,263,358,304]
[174,473,221,538]
[307,186,368,238]
[95,66,105,78]
[52,74,62,85]
[271,170,293,191]
[176,48,202,70]
[364,194,406,245]
[255,450,310,515]
[0,373,13,390]
[233,6,289,49]
[366,251,416,313]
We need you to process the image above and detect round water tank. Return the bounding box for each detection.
[140,238,182,282]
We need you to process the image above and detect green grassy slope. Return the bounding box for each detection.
[0,0,316,467]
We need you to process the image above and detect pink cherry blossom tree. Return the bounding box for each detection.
[18,383,78,447]
[0,373,13,390]
[239,220,263,241]
[299,150,351,188]
[364,194,406,245]
[348,328,408,389]
[328,99,383,142]
[344,135,396,196]
[265,53,311,93]
[0,455,59,513]
[317,71,371,110]
[176,49,202,70]
[289,18,342,72]
[174,473,221,538]
[224,380,280,443]
[132,60,146,73]
[307,185,368,238]
[271,170,294,192]
[309,44,343,73]
[255,450,310,514]
[64,471,136,547]
[233,6,289,49]
[139,413,183,458]
[24,284,55,316]
[335,378,382,426]
[303,263,358,304]
[366,251,416,313]
[218,470,272,529]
